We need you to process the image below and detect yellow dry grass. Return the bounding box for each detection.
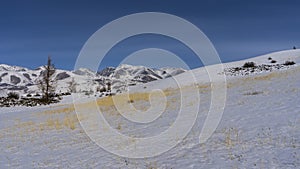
[13,121,35,128]
[30,84,203,131]
[226,65,300,88]
[43,114,78,130]
[96,91,172,107]
[223,128,239,148]
[42,106,75,115]
[36,87,181,118]
[63,114,77,130]
[46,118,63,130]
[196,83,211,89]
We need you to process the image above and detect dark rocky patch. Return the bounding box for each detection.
[97,67,115,77]
[1,73,8,77]
[0,83,12,87]
[23,73,31,80]
[56,72,70,80]
[25,83,34,86]
[16,68,26,72]
[132,75,157,83]
[40,69,55,77]
[8,86,27,90]
[10,75,21,85]
[141,75,157,82]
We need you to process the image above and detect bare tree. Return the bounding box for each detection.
[38,56,56,103]
[106,81,111,92]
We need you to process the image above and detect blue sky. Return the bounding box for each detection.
[0,0,300,70]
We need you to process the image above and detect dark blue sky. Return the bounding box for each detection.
[1,0,300,70]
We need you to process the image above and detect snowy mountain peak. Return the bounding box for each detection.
[0,64,29,72]
[72,68,96,76]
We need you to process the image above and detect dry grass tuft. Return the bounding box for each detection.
[224,128,239,147]
[116,123,122,130]
[63,114,78,130]
[41,115,78,130]
[42,106,75,115]
[243,91,263,96]
[45,118,63,130]
[14,121,35,128]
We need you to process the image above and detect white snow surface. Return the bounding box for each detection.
[0,49,299,168]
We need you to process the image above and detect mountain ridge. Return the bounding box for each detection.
[0,63,186,97]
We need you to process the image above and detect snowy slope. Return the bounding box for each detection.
[129,49,299,92]
[0,49,299,168]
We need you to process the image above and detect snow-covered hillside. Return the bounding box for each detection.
[0,49,299,168]
[0,64,186,97]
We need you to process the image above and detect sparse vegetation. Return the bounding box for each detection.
[224,128,239,147]
[283,60,295,66]
[243,62,256,68]
[106,82,111,92]
[224,60,297,76]
[63,115,77,130]
[244,91,263,96]
[98,86,107,93]
[7,92,19,100]
[0,96,59,107]
[37,56,57,104]
[128,99,134,103]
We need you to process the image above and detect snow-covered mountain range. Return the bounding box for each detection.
[0,64,186,97]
